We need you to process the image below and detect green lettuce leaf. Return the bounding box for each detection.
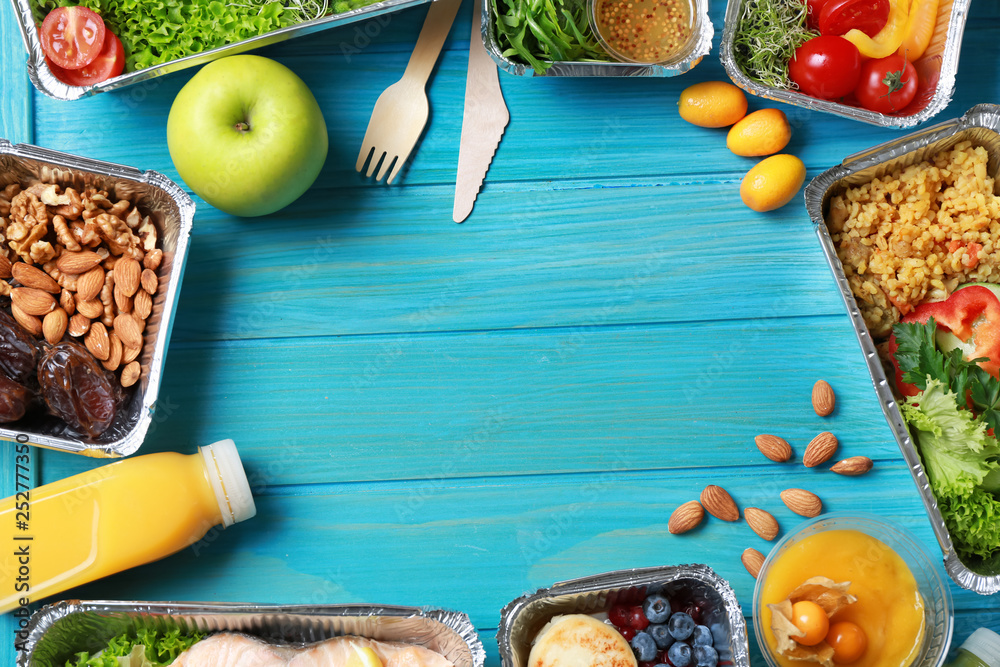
[65,629,204,667]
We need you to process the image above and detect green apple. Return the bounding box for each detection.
[167,55,328,218]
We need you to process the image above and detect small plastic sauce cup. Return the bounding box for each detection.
[588,0,698,65]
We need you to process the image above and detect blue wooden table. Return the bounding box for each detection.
[1,0,999,663]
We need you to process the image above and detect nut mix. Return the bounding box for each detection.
[0,181,162,437]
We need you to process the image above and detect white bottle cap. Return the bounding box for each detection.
[200,439,257,527]
[963,628,1000,667]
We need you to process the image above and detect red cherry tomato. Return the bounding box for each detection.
[806,0,831,30]
[40,7,106,70]
[48,30,124,86]
[789,36,862,100]
[855,55,918,114]
[819,0,890,37]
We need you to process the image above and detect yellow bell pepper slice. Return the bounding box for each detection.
[897,0,939,61]
[843,0,910,58]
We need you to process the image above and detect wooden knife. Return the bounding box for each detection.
[453,0,509,223]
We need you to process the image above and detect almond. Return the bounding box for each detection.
[144,249,163,271]
[114,313,142,349]
[122,343,141,364]
[120,360,141,387]
[12,262,59,293]
[42,308,67,344]
[745,507,780,541]
[85,321,110,361]
[114,284,133,314]
[56,250,102,275]
[140,268,158,295]
[11,287,57,317]
[781,488,822,518]
[803,431,838,468]
[11,303,42,336]
[669,501,705,535]
[68,313,91,337]
[134,288,152,320]
[831,456,874,476]
[754,434,792,462]
[76,299,104,320]
[700,485,739,522]
[75,266,105,302]
[60,289,76,316]
[742,548,765,578]
[0,254,12,279]
[115,257,141,297]
[102,332,123,372]
[812,380,836,417]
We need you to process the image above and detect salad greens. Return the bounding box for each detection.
[65,628,204,667]
[893,318,1000,560]
[731,0,817,89]
[491,0,608,72]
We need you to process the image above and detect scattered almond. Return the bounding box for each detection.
[75,266,105,302]
[56,250,102,275]
[803,431,838,468]
[120,360,141,387]
[140,268,158,294]
[68,313,90,337]
[745,507,780,541]
[11,287,57,317]
[42,308,67,344]
[12,262,59,293]
[812,380,836,417]
[669,501,705,534]
[134,289,152,320]
[84,321,110,361]
[115,257,141,297]
[831,456,874,476]
[742,548,765,578]
[114,313,142,349]
[754,434,792,462]
[700,485,740,521]
[11,303,42,336]
[781,488,823,517]
[76,299,104,320]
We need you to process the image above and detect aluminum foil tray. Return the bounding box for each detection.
[804,103,1000,593]
[497,564,749,667]
[483,0,713,77]
[0,139,194,458]
[17,600,486,667]
[9,0,434,101]
[720,0,971,128]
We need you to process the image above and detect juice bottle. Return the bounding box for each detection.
[0,439,255,613]
[947,629,1000,667]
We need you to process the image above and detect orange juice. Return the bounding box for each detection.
[0,439,254,613]
[760,530,925,667]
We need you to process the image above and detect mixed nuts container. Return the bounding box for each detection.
[719,0,972,127]
[805,103,1000,593]
[0,139,193,457]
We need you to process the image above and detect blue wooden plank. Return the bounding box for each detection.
[0,0,33,143]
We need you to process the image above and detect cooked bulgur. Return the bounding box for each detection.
[829,140,1000,338]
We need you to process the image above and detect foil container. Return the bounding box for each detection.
[16,600,486,667]
[720,0,971,128]
[0,139,194,458]
[804,103,1000,593]
[482,0,713,77]
[497,564,749,667]
[9,0,433,101]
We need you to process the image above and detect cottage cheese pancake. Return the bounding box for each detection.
[528,614,637,667]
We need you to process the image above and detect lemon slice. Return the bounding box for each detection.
[347,645,384,667]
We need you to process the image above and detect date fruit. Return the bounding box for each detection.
[38,341,122,438]
[0,310,40,384]
[0,373,33,422]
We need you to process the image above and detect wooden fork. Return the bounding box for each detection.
[356,0,463,184]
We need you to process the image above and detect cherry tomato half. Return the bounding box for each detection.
[855,55,918,114]
[819,0,890,37]
[48,29,124,86]
[40,6,106,70]
[789,35,862,100]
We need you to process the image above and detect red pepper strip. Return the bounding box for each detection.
[902,285,1000,377]
[887,333,921,396]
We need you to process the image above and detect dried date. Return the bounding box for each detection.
[0,310,40,384]
[0,373,33,422]
[38,341,123,438]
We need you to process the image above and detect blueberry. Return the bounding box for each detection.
[668,612,696,641]
[668,641,692,667]
[693,644,718,667]
[648,623,675,650]
[642,593,671,624]
[630,632,658,662]
[692,625,713,646]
